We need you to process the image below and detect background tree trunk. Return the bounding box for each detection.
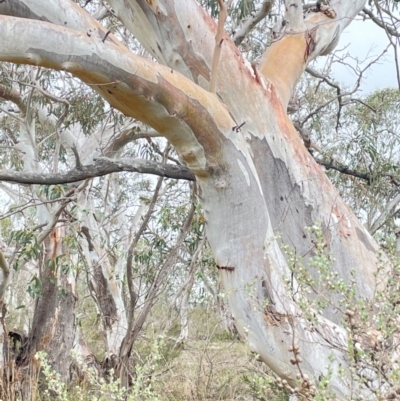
[19,228,76,383]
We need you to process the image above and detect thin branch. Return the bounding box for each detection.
[0,83,27,114]
[302,45,387,128]
[0,106,25,124]
[124,182,196,350]
[36,197,73,244]
[371,0,400,89]
[125,175,164,324]
[0,157,195,185]
[233,0,274,46]
[0,250,10,301]
[124,146,171,341]
[209,0,233,93]
[146,137,182,165]
[306,66,341,93]
[361,7,400,37]
[71,144,83,170]
[349,98,377,113]
[315,157,372,184]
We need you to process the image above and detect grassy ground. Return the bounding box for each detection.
[139,308,288,401]
[2,305,288,401]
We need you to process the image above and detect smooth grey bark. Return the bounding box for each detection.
[0,249,10,368]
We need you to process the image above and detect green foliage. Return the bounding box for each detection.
[27,274,42,298]
[203,0,256,20]
[36,342,163,401]
[297,77,400,241]
[242,373,289,401]
[66,92,106,135]
[9,229,41,271]
[280,223,400,398]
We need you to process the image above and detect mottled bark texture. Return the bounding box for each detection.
[19,228,76,382]
[0,0,385,396]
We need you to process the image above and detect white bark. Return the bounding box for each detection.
[0,248,10,367]
[78,194,128,356]
[370,192,400,234]
[1,0,391,396]
[170,235,206,343]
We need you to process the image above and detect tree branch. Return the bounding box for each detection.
[361,7,400,37]
[0,0,120,44]
[210,0,232,93]
[0,15,232,174]
[0,157,195,185]
[315,157,371,184]
[233,0,274,46]
[0,83,27,114]
[259,0,368,106]
[0,250,10,301]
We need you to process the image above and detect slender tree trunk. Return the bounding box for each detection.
[173,236,205,343]
[19,228,76,383]
[78,194,127,357]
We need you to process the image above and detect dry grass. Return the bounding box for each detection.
[144,308,286,401]
[2,305,287,401]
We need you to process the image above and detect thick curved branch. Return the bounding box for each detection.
[106,0,215,83]
[0,15,234,176]
[0,0,119,43]
[0,157,195,185]
[259,0,368,106]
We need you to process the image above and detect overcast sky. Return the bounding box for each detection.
[314,17,399,94]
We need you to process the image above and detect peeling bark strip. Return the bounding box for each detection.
[0,0,388,397]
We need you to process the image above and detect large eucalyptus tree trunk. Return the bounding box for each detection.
[0,0,387,397]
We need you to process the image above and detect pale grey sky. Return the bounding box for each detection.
[315,18,399,93]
